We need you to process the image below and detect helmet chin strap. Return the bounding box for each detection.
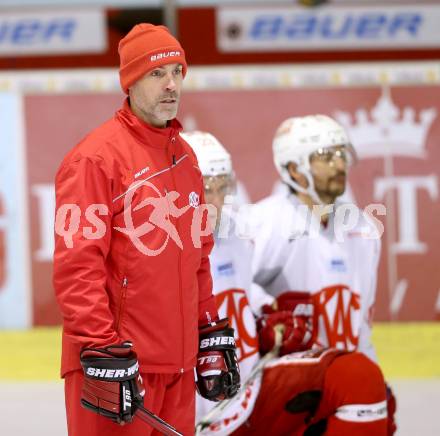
[281,165,324,206]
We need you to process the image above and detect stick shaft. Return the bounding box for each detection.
[196,346,278,430]
[135,404,183,436]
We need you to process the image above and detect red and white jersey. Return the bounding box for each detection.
[249,192,381,362]
[197,229,259,420]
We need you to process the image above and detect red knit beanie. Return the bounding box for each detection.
[118,23,187,94]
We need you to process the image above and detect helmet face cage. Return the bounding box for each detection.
[308,143,357,168]
[203,173,236,200]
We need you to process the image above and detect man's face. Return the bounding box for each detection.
[203,174,234,230]
[129,63,183,127]
[309,145,350,201]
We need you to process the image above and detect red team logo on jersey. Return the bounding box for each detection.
[312,284,361,351]
[215,288,258,362]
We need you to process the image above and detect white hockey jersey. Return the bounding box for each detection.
[248,191,381,362]
[196,229,259,421]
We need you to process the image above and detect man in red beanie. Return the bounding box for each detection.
[53,23,240,436]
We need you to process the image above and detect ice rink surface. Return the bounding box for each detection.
[1,379,439,435]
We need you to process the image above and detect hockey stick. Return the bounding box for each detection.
[195,326,283,434]
[135,403,183,436]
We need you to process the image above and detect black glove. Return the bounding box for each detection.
[80,342,145,424]
[196,318,240,402]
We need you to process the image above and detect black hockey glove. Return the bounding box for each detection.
[196,318,240,402]
[80,342,145,424]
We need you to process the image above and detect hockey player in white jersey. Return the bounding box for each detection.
[181,131,259,425]
[251,114,378,359]
[245,115,395,435]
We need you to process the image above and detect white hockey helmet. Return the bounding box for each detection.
[273,114,354,202]
[181,131,232,177]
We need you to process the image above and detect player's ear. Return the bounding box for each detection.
[287,162,309,190]
[287,162,302,183]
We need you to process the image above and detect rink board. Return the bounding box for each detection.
[0,63,440,326]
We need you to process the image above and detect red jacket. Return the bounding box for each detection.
[53,100,218,377]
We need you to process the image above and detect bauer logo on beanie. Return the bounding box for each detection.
[150,51,181,61]
[118,23,187,94]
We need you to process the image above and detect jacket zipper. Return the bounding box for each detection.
[116,276,128,332]
[169,134,185,372]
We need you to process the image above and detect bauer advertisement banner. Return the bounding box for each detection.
[0,64,439,327]
[216,4,440,53]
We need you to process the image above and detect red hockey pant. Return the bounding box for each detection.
[65,370,195,436]
[315,352,388,435]
[233,352,387,436]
